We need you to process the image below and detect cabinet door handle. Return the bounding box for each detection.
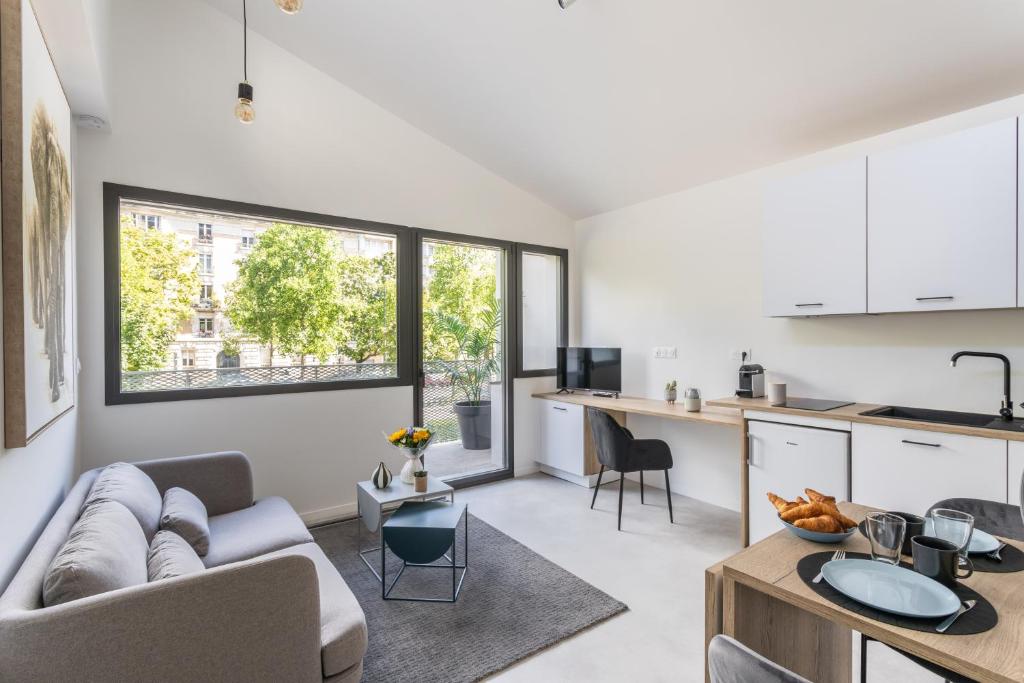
[902,439,942,448]
[786,441,798,446]
[795,303,824,308]
[552,406,567,412]
[915,296,955,302]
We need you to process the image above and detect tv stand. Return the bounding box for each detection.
[591,391,619,399]
[556,387,574,395]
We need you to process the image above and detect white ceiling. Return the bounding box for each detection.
[204,1,1024,218]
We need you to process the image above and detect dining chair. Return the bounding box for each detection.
[586,407,674,531]
[707,634,811,683]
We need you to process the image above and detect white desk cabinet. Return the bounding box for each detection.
[1009,441,1024,507]
[763,157,867,317]
[539,400,584,476]
[851,423,1007,513]
[867,118,1017,313]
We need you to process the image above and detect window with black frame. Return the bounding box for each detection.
[105,185,407,403]
[516,245,568,377]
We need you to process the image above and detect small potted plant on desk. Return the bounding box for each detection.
[413,469,429,493]
[665,380,678,404]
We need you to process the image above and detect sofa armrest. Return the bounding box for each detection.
[0,553,322,682]
[135,451,254,515]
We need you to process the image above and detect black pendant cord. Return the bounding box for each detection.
[242,0,248,82]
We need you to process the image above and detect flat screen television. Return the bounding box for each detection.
[557,347,622,394]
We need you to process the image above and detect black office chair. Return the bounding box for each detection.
[587,407,674,530]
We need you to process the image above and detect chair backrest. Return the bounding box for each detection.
[707,635,811,683]
[586,407,631,471]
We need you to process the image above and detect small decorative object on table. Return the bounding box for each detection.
[664,380,677,404]
[370,461,392,489]
[385,426,433,484]
[683,387,701,412]
[414,470,429,493]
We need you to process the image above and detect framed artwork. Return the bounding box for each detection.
[1,0,74,448]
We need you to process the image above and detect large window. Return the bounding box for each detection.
[515,244,568,376]
[105,184,410,403]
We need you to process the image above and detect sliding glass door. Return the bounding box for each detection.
[416,234,511,485]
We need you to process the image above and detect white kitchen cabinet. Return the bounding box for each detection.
[538,400,585,477]
[747,421,850,544]
[868,118,1017,313]
[852,424,1007,514]
[1009,441,1024,507]
[763,158,867,317]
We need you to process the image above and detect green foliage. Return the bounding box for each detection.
[220,332,243,359]
[422,244,498,361]
[226,223,346,363]
[120,218,199,371]
[337,251,397,363]
[435,296,501,403]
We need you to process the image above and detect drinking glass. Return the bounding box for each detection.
[865,512,906,565]
[929,508,974,560]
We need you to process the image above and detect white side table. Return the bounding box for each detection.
[356,476,454,582]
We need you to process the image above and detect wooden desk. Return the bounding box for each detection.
[532,392,749,541]
[706,502,1024,683]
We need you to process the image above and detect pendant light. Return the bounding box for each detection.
[274,0,303,14]
[234,0,255,124]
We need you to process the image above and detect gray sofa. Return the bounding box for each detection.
[0,451,367,682]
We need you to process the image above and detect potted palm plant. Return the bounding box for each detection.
[436,298,500,450]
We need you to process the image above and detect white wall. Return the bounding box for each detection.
[576,94,1024,512]
[75,0,572,522]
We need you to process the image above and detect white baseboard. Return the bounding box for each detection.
[301,501,358,527]
[538,464,602,488]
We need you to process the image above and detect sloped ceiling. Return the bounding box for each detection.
[206,1,1024,217]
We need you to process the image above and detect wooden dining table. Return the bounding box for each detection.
[705,502,1024,683]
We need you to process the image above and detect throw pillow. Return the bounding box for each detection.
[147,530,205,581]
[84,462,163,541]
[159,487,211,556]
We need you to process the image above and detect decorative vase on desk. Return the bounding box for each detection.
[665,380,678,404]
[371,461,392,489]
[683,387,701,412]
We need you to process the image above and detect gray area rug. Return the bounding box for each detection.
[312,514,627,682]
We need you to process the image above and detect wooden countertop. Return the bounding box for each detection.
[722,502,1024,683]
[532,392,743,429]
[706,396,1024,442]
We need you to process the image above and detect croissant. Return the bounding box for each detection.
[794,514,843,533]
[805,488,836,505]
[794,496,809,505]
[767,492,791,513]
[823,503,857,530]
[780,502,831,523]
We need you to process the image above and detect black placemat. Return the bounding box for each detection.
[797,551,997,635]
[857,521,1024,573]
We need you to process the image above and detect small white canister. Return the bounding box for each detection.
[768,382,787,406]
[683,387,701,412]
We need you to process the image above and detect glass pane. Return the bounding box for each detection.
[420,239,506,481]
[118,200,398,394]
[521,251,562,371]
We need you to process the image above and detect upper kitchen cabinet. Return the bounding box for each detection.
[868,118,1017,313]
[763,158,867,317]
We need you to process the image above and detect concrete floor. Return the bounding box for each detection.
[426,441,500,480]
[456,473,942,683]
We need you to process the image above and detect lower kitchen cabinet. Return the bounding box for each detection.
[1010,441,1024,507]
[852,423,1007,514]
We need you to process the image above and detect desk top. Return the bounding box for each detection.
[532,392,743,429]
[722,502,1024,683]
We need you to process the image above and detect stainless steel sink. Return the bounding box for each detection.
[859,405,1024,433]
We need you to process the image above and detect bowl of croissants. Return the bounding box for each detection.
[767,488,858,543]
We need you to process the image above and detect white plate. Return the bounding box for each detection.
[821,559,961,618]
[923,519,1001,554]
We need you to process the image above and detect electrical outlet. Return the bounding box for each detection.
[653,346,678,359]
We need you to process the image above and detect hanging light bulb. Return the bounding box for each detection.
[235,82,255,124]
[274,0,303,14]
[235,0,255,124]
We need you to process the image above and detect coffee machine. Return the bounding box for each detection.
[736,363,765,398]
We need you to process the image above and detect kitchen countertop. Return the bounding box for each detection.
[706,396,1024,442]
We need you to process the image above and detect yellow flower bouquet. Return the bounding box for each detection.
[384,426,433,484]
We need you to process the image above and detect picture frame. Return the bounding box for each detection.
[0,0,75,448]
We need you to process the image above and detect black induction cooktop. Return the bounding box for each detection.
[781,398,854,411]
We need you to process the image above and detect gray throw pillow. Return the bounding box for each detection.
[43,500,149,607]
[84,462,162,541]
[160,487,211,556]
[147,530,205,581]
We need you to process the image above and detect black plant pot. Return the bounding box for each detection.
[453,400,491,450]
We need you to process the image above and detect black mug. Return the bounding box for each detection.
[890,511,926,555]
[911,536,973,588]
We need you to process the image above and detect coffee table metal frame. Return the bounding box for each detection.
[381,502,468,603]
[356,477,454,583]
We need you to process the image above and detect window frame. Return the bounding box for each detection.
[104,183,414,405]
[513,243,568,378]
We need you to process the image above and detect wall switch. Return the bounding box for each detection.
[653,346,678,359]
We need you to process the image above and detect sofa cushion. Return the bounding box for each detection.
[202,496,313,568]
[148,530,205,581]
[42,500,149,607]
[264,543,368,677]
[160,487,211,556]
[84,462,163,541]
